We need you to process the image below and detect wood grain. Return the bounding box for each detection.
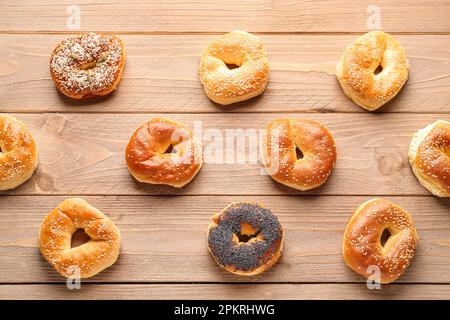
[0,195,449,284]
[2,113,449,196]
[0,34,449,114]
[1,0,450,301]
[1,1,450,33]
[2,283,450,300]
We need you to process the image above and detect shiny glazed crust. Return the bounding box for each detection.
[39,198,121,279]
[343,198,418,284]
[50,33,126,99]
[199,30,270,105]
[336,31,409,111]
[0,114,38,190]
[408,120,450,197]
[207,202,284,276]
[263,118,337,190]
[125,118,203,188]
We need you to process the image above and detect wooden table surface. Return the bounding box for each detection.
[0,0,449,300]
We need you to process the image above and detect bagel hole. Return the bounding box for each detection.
[295,146,304,160]
[380,228,392,247]
[374,64,383,75]
[164,144,175,154]
[236,223,261,243]
[71,229,90,248]
[225,63,240,70]
[164,142,181,154]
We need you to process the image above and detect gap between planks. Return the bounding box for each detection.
[2,111,450,115]
[2,283,450,300]
[3,31,450,36]
[2,281,450,285]
[0,194,442,197]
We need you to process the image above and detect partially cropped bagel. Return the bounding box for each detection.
[409,120,450,197]
[199,30,270,105]
[0,114,38,191]
[39,198,121,279]
[336,31,410,111]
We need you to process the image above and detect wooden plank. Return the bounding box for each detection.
[0,195,449,283]
[2,283,450,300]
[0,34,449,114]
[2,113,449,196]
[1,1,450,300]
[1,1,450,33]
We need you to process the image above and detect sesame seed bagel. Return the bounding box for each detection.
[125,118,203,188]
[0,114,38,191]
[343,198,418,284]
[50,32,126,99]
[207,202,284,276]
[39,198,121,279]
[408,120,450,197]
[262,118,337,191]
[336,31,410,111]
[199,30,270,105]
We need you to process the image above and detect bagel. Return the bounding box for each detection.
[207,202,284,276]
[343,198,418,284]
[408,120,450,197]
[0,114,38,191]
[125,118,203,188]
[336,31,410,111]
[39,198,121,279]
[50,32,126,99]
[262,118,337,190]
[199,30,270,105]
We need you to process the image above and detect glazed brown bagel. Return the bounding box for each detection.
[125,118,203,188]
[409,120,450,197]
[343,198,418,284]
[39,198,121,279]
[262,118,337,190]
[199,30,270,105]
[50,32,125,99]
[0,114,38,191]
[336,31,410,111]
[207,202,284,276]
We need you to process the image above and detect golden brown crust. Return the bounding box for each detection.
[262,118,337,190]
[199,30,270,105]
[0,114,38,191]
[50,33,126,99]
[125,118,203,188]
[343,198,418,284]
[39,198,121,279]
[207,202,283,276]
[336,31,409,111]
[409,120,450,197]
